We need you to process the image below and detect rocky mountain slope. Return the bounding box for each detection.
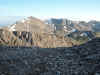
[0,38,100,75]
[9,16,51,33]
[46,18,100,33]
[0,17,83,48]
[0,16,99,48]
[0,28,77,48]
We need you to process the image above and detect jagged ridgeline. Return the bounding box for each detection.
[0,17,79,48]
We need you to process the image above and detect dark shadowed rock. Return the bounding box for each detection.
[0,38,100,75]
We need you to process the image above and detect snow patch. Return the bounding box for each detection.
[25,17,30,21]
[80,33,88,37]
[21,19,26,23]
[10,24,16,31]
[71,29,76,32]
[92,24,96,27]
[21,17,30,23]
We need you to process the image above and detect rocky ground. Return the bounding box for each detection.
[0,38,100,75]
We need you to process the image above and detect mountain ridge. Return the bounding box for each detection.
[0,16,99,48]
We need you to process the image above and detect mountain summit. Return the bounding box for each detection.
[9,16,50,33]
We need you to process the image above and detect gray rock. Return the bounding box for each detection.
[0,38,100,75]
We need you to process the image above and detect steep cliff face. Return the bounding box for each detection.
[0,38,100,75]
[0,29,24,46]
[0,29,76,48]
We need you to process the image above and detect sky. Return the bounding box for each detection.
[0,0,100,21]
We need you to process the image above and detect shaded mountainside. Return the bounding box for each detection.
[0,38,100,75]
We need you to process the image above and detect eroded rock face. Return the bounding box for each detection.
[0,38,100,75]
[0,29,75,48]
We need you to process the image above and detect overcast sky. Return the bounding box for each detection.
[0,0,100,21]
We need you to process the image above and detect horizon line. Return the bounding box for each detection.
[0,16,100,22]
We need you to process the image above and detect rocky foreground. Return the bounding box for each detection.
[0,38,100,75]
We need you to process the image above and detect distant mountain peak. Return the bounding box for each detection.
[8,16,51,33]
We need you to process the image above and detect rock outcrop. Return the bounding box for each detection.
[0,28,76,48]
[0,38,100,75]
